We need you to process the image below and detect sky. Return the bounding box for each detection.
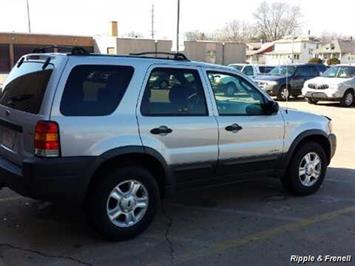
[0,0,355,41]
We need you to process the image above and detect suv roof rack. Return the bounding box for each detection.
[31,46,189,61]
[32,46,89,55]
[129,52,189,61]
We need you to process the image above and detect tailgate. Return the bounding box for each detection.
[0,54,66,165]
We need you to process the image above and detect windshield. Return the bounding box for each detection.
[229,65,243,71]
[268,65,296,76]
[322,66,355,78]
[0,61,53,114]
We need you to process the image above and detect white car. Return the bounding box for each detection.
[241,64,274,79]
[302,65,355,107]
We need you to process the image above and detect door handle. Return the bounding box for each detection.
[150,125,173,135]
[225,123,243,132]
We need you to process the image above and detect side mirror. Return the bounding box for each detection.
[264,101,279,115]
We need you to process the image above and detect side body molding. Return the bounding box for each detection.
[86,146,175,196]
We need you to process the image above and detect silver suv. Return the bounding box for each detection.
[0,49,336,240]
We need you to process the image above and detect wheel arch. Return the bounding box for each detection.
[278,130,331,178]
[345,87,354,94]
[85,146,174,201]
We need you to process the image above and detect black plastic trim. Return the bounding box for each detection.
[0,118,23,132]
[97,145,175,194]
[276,129,331,178]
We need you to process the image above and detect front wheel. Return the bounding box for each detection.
[340,90,354,107]
[276,85,290,101]
[86,166,160,241]
[281,142,327,196]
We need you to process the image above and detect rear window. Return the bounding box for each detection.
[60,65,134,116]
[0,61,53,114]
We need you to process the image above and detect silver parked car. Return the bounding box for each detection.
[0,48,336,240]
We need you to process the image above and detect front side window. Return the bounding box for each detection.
[141,68,207,116]
[269,65,296,76]
[207,72,266,116]
[60,65,134,116]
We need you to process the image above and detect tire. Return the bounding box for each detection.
[291,93,300,99]
[86,166,160,241]
[281,142,327,196]
[340,90,354,107]
[276,85,290,101]
[224,83,237,97]
[307,98,318,105]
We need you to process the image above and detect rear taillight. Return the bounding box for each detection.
[34,121,60,157]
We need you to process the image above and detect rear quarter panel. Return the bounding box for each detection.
[49,57,149,156]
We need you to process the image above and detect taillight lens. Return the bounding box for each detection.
[34,121,60,157]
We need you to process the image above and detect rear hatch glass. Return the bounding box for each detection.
[0,61,53,114]
[0,56,57,165]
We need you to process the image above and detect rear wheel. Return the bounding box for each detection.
[340,90,354,107]
[281,142,327,196]
[86,166,160,241]
[224,83,237,97]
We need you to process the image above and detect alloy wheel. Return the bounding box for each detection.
[106,179,149,227]
[298,152,322,187]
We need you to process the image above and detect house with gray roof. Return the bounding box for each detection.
[314,39,355,64]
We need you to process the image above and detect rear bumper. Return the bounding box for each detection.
[0,155,99,204]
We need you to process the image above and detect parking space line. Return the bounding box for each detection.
[0,196,22,203]
[168,203,301,221]
[326,178,355,184]
[176,205,355,263]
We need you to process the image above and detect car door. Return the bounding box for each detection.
[205,70,285,178]
[137,65,219,186]
[290,66,307,90]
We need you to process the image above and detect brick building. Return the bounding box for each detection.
[0,32,94,73]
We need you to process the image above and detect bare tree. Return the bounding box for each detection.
[212,20,256,42]
[185,20,256,42]
[184,31,207,41]
[254,1,302,41]
[320,32,347,41]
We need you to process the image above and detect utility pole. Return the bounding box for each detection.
[151,4,155,39]
[176,0,180,52]
[26,0,31,33]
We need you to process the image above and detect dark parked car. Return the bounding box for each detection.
[255,64,327,100]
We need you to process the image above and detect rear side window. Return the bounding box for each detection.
[259,66,273,74]
[0,62,53,114]
[60,65,134,116]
